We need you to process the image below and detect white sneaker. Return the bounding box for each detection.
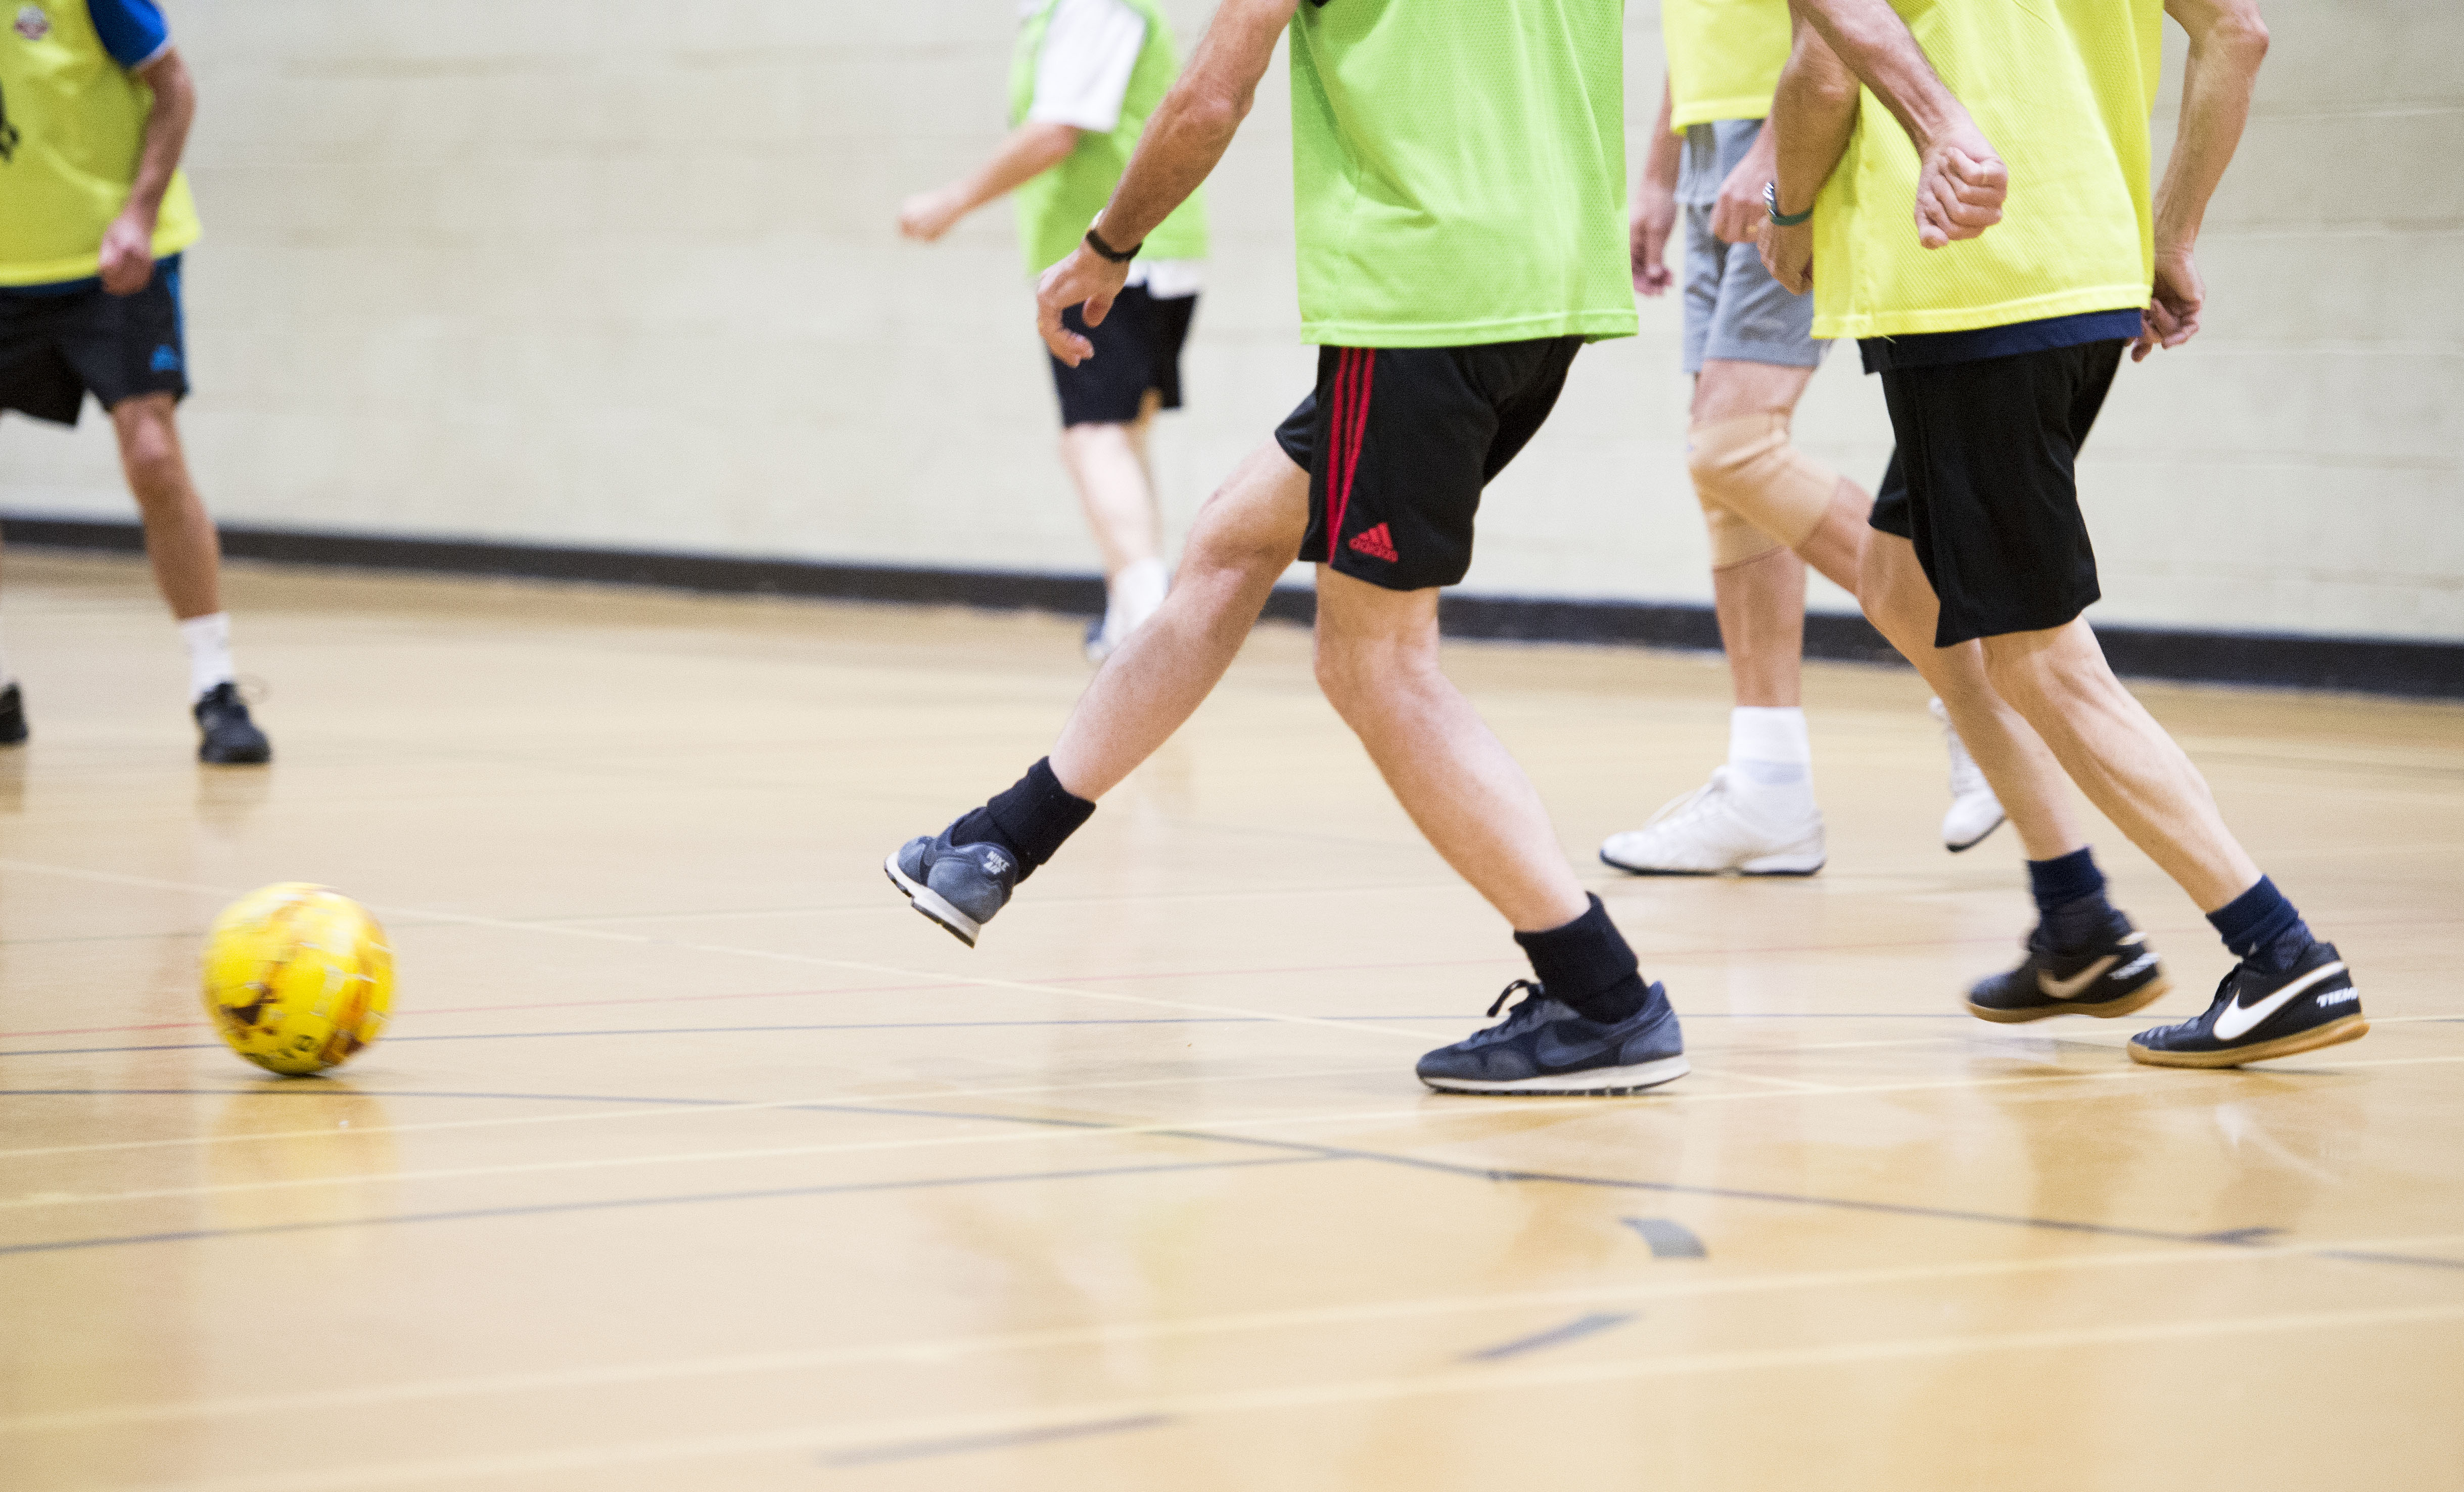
[1084,560,1170,664]
[1599,766,1826,877]
[1932,697,2007,852]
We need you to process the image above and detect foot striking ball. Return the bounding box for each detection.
[202,883,393,1074]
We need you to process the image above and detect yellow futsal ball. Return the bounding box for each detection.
[201,883,394,1075]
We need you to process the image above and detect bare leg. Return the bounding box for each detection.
[1692,360,1817,709]
[1981,621,2261,911]
[1047,440,1305,800]
[111,394,221,620]
[1859,532,2087,861]
[1313,567,1587,932]
[1057,395,1164,582]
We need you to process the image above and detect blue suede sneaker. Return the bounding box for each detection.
[1416,979,1688,1096]
[885,824,1018,947]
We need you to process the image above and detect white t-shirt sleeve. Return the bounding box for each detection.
[1026,0,1147,134]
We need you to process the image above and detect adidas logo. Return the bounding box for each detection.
[1347,523,1398,563]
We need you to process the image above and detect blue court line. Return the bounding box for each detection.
[7,1088,2456,1275]
[1461,1311,1636,1362]
[0,1155,1328,1257]
[821,1414,1173,1467]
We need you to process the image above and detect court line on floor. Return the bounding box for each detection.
[12,1229,2457,1438]
[10,1087,2461,1275]
[0,1153,1330,1258]
[95,1301,2464,1490]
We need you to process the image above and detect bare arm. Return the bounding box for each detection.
[898,122,1081,242]
[1633,74,1680,295]
[99,47,194,296]
[1757,18,1865,293]
[1785,0,2005,248]
[1038,0,1299,363]
[2135,0,2269,359]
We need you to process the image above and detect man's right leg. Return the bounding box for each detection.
[1058,393,1170,660]
[884,439,1306,944]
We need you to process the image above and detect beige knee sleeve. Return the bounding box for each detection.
[1688,413,1840,568]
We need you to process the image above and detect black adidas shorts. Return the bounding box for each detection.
[1867,339,2123,646]
[1274,336,1582,592]
[1049,284,1196,428]
[0,254,190,427]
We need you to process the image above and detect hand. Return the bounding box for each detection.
[98,210,156,296]
[1631,180,1677,296]
[897,188,966,243]
[1709,159,1766,245]
[2133,245,2205,361]
[1758,218,1814,296]
[1035,243,1131,365]
[1912,123,2007,249]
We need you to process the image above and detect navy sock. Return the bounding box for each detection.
[2027,848,2119,951]
[1514,894,1649,1024]
[950,758,1094,883]
[2207,876,2309,966]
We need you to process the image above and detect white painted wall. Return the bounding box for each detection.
[4,1,2456,642]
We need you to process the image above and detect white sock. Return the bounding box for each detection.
[1107,557,1170,639]
[1729,706,1814,799]
[179,612,236,701]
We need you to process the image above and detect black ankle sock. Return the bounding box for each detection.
[2207,875,2309,967]
[951,758,1094,884]
[1514,894,1649,1024]
[2027,848,2118,951]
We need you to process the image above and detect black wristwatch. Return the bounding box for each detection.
[1763,180,1814,228]
[1084,225,1143,263]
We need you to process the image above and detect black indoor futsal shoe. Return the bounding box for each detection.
[1416,979,1688,1096]
[1966,912,2168,1024]
[194,682,271,765]
[0,683,25,746]
[2129,937,2364,1068]
[885,824,1018,948]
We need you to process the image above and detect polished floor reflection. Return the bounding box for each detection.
[1,551,2458,1491]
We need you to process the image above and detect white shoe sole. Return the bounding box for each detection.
[1599,848,1825,878]
[1420,1054,1690,1097]
[882,852,982,948]
[1944,809,2008,853]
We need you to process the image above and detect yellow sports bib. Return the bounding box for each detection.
[0,1,201,285]
[1810,0,2161,339]
[1662,0,1791,130]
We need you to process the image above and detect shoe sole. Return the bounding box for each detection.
[1944,810,2007,853]
[199,750,271,765]
[1599,852,1825,879]
[1419,1054,1690,1097]
[881,853,982,948]
[1966,975,2172,1025]
[2127,1013,2369,1069]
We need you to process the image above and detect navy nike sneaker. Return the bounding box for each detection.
[1416,979,1688,1096]
[2129,937,2364,1068]
[0,683,25,746]
[194,682,271,765]
[1966,910,2169,1023]
[885,823,1019,947]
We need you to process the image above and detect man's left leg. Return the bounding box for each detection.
[108,392,268,764]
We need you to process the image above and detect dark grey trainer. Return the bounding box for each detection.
[0,682,24,746]
[194,682,271,765]
[1416,979,1688,1096]
[885,826,1019,948]
[1966,911,2169,1023]
[2130,937,2364,1068]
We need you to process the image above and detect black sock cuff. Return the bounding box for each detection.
[2026,847,2106,915]
[1514,894,1641,1007]
[982,758,1096,875]
[2207,875,2303,960]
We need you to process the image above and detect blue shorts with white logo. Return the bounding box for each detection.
[0,253,189,426]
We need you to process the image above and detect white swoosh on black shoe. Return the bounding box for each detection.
[2213,961,2348,1042]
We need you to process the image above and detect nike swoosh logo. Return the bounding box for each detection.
[1535,1031,1615,1067]
[2038,954,2120,1001]
[2213,962,2349,1042]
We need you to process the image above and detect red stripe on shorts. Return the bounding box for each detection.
[1333,349,1375,554]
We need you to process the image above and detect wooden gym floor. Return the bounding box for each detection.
[1,550,2459,1491]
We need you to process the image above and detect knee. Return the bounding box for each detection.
[113,407,183,501]
[1980,641,2060,713]
[1687,413,1834,558]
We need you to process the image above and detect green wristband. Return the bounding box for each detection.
[1763,181,1814,228]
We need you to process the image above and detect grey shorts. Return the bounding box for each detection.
[1680,204,1825,375]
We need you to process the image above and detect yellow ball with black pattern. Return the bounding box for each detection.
[201,883,394,1075]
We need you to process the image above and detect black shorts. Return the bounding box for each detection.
[1049,284,1195,427]
[1274,336,1582,592]
[1867,339,2123,646]
[0,255,190,427]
